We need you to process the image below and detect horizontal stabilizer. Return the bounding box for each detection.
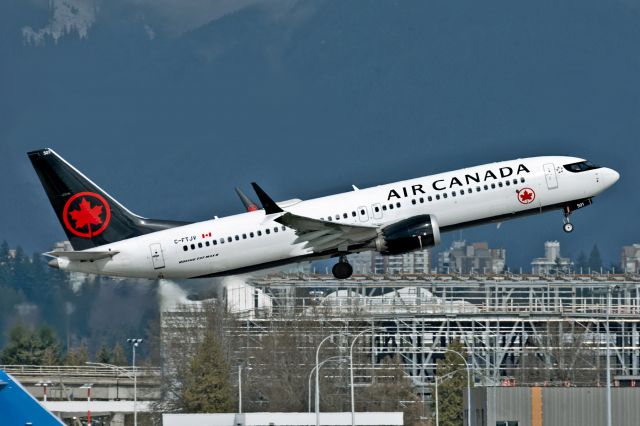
[44,251,118,261]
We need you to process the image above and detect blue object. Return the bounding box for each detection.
[0,370,64,425]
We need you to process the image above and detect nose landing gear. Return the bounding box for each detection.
[332,255,353,279]
[563,206,574,233]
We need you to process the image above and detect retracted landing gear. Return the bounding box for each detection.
[562,206,574,233]
[332,255,353,279]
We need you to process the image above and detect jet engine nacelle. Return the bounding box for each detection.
[375,214,441,255]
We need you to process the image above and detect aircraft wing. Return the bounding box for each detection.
[251,183,378,253]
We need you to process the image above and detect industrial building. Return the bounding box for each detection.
[530,241,572,275]
[621,244,640,274]
[161,272,640,420]
[465,386,640,426]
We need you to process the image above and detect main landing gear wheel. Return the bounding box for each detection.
[332,257,353,280]
[563,222,574,233]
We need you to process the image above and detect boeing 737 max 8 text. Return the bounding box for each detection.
[28,149,619,279]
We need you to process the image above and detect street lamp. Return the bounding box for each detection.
[127,338,143,426]
[308,356,349,412]
[80,383,93,425]
[433,368,467,426]
[35,380,53,402]
[315,334,348,426]
[433,348,472,426]
[606,286,612,426]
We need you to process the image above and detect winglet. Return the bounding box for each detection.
[251,183,284,214]
[235,187,260,212]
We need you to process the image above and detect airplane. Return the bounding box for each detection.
[28,149,619,280]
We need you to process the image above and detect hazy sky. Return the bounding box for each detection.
[1,0,638,269]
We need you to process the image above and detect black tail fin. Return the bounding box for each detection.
[28,148,188,250]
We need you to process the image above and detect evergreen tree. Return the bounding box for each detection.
[1,323,61,365]
[96,344,111,364]
[575,250,588,272]
[433,340,468,426]
[180,332,234,413]
[111,343,128,366]
[589,244,603,272]
[66,342,89,365]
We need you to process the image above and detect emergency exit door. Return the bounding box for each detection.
[543,163,558,190]
[150,243,165,269]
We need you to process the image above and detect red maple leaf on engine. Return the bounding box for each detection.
[520,190,533,202]
[69,198,103,231]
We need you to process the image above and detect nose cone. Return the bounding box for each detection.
[603,168,620,188]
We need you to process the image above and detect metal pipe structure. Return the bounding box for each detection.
[349,327,385,426]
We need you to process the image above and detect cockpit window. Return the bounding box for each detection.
[563,161,601,173]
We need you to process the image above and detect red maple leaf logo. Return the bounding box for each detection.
[519,191,533,202]
[69,198,103,232]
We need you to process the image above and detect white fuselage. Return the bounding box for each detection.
[55,156,619,279]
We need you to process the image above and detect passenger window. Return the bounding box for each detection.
[411,199,416,205]
[327,217,332,221]
[520,177,525,183]
[374,206,380,212]
[505,180,510,186]
[452,191,456,197]
[274,227,278,233]
[396,202,401,208]
[227,237,232,243]
[420,197,424,203]
[382,205,387,211]
[513,178,518,184]
[266,229,271,234]
[335,214,340,220]
[250,232,254,238]
[460,189,465,195]
[477,186,481,192]
[352,211,357,217]
[360,209,366,215]
[205,241,210,247]
[484,185,489,190]
[191,244,196,249]
[491,183,496,189]
[468,188,472,193]
[242,234,247,239]
[198,242,203,248]
[257,231,262,236]
[436,194,441,200]
[220,239,224,244]
[389,204,394,210]
[235,235,239,241]
[213,240,217,245]
[428,196,433,201]
[443,193,448,199]
[183,246,188,251]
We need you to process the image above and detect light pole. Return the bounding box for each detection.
[315,334,347,426]
[80,383,93,425]
[35,380,52,402]
[434,368,467,426]
[434,348,472,426]
[308,356,349,412]
[606,286,612,426]
[127,338,143,426]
